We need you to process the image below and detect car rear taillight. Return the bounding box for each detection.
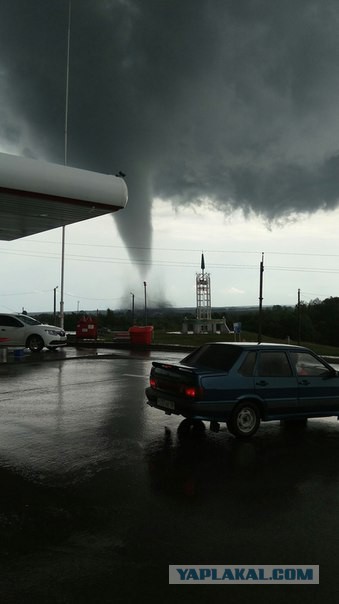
[150,377,156,389]
[184,386,203,399]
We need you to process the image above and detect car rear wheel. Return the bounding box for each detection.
[177,418,206,438]
[27,335,44,352]
[227,402,260,438]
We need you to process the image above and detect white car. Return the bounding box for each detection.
[0,313,67,352]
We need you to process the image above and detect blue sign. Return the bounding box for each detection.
[233,322,242,334]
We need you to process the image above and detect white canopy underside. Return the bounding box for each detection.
[0,153,128,240]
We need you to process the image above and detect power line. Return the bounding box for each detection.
[64,292,123,301]
[2,247,339,275]
[4,240,339,259]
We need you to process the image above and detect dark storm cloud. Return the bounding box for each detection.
[1,0,339,262]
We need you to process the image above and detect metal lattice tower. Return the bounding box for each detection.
[196,253,211,320]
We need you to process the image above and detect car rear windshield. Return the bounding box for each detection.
[181,344,242,371]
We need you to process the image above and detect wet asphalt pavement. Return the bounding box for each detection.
[0,347,339,603]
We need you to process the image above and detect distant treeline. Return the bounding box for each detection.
[226,297,339,345]
[37,296,338,346]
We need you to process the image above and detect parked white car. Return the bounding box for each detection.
[0,313,67,352]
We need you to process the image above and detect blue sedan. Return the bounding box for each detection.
[145,342,339,438]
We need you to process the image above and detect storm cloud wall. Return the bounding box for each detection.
[1,0,339,264]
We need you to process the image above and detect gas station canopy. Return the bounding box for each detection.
[0,152,128,241]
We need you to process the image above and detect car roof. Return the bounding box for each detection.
[0,313,36,320]
[203,341,310,352]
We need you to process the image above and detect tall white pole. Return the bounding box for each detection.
[60,0,72,329]
[60,225,65,328]
[64,0,71,166]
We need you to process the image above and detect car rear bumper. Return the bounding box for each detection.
[145,387,234,421]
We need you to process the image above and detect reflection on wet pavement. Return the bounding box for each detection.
[0,353,338,603]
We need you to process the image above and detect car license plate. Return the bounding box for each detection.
[158,398,175,411]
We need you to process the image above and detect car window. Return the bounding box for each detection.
[257,352,292,377]
[289,352,333,377]
[16,315,41,326]
[181,344,242,371]
[0,315,23,327]
[238,352,257,376]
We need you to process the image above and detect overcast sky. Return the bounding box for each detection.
[1,0,339,315]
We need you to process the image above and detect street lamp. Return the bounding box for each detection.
[130,292,135,325]
[143,281,147,326]
[53,286,58,324]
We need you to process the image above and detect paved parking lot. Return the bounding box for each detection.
[0,348,338,603]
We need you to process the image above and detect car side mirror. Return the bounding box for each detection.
[325,368,338,379]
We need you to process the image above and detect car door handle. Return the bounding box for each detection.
[298,379,310,385]
[256,380,269,386]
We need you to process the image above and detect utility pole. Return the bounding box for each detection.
[258,252,264,344]
[297,288,301,345]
